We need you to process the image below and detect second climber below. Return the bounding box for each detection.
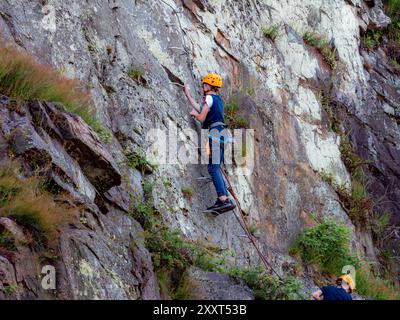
[183,73,236,214]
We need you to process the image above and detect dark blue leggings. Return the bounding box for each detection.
[208,126,228,198]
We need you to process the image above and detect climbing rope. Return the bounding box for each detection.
[221,169,285,283]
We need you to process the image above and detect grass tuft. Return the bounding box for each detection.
[124,149,157,174]
[303,31,337,70]
[181,186,194,201]
[0,39,97,127]
[224,101,250,129]
[262,25,280,41]
[128,66,147,86]
[0,163,78,246]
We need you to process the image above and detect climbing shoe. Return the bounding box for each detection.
[217,199,236,213]
[205,199,236,214]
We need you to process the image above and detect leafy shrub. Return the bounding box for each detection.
[290,218,355,274]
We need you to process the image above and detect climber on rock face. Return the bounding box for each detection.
[312,274,355,301]
[183,74,236,214]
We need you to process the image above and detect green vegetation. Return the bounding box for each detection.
[356,265,400,300]
[124,149,157,174]
[128,66,147,86]
[1,284,18,296]
[181,186,194,201]
[0,185,21,206]
[302,31,337,70]
[336,137,373,229]
[156,269,195,300]
[361,2,400,68]
[290,219,400,299]
[386,0,400,43]
[229,265,279,299]
[248,223,259,237]
[317,90,340,133]
[163,177,173,188]
[142,179,156,198]
[389,58,400,72]
[130,187,307,300]
[0,230,16,251]
[290,218,355,275]
[0,163,77,245]
[316,93,374,230]
[96,127,113,144]
[262,25,280,41]
[129,197,158,231]
[228,266,304,300]
[361,29,383,51]
[129,195,223,298]
[224,101,250,129]
[0,39,111,142]
[319,169,336,186]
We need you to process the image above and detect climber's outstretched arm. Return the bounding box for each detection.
[183,85,201,112]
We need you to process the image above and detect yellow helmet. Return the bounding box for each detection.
[202,73,223,88]
[337,274,356,292]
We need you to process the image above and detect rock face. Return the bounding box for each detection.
[0,96,159,300]
[0,0,399,299]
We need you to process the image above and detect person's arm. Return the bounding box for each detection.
[312,289,323,300]
[183,85,201,112]
[190,104,209,122]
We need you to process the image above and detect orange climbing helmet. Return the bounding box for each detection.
[337,274,356,292]
[202,73,223,88]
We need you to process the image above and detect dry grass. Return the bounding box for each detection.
[0,163,78,246]
[356,266,400,300]
[0,39,97,129]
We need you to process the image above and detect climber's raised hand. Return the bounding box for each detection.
[183,84,201,113]
[183,85,191,98]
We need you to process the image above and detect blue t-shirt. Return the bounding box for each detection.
[321,286,352,300]
[203,94,225,128]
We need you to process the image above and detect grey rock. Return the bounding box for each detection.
[186,267,254,300]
